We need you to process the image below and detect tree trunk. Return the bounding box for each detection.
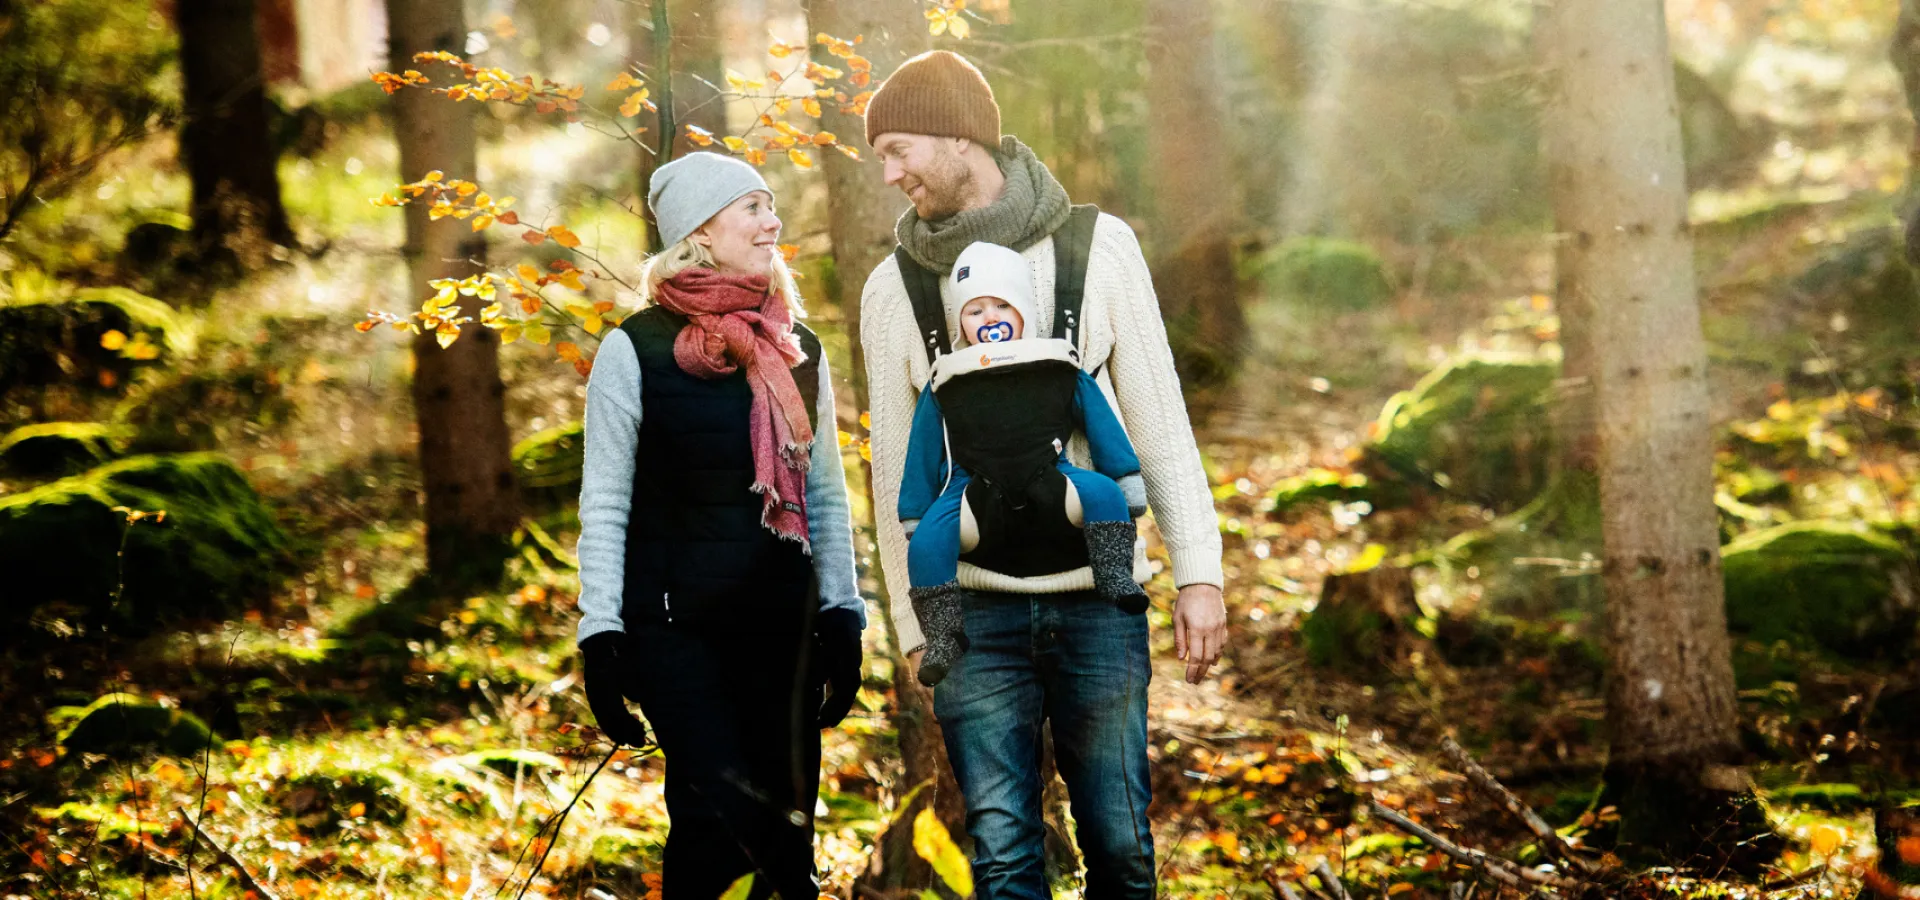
[1540,0,1774,868]
[174,0,295,265]
[801,1,976,888]
[1145,0,1244,387]
[1892,0,1920,265]
[625,0,729,251]
[386,0,522,585]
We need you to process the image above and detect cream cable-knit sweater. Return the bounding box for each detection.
[861,212,1224,654]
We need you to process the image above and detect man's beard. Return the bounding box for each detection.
[907,149,978,220]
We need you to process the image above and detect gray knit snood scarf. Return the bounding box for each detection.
[894,136,1073,273]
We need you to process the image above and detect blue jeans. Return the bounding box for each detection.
[932,589,1155,898]
[907,460,1135,589]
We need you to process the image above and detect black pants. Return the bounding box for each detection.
[624,619,822,900]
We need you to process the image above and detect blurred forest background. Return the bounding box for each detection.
[5,0,1920,897]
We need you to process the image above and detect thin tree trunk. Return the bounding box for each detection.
[1541,0,1772,867]
[175,0,294,265]
[1145,0,1244,387]
[386,0,522,585]
[626,0,728,251]
[1893,0,1920,264]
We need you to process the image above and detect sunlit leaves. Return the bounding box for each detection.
[546,225,582,249]
[788,148,814,169]
[913,808,974,895]
[927,1,972,38]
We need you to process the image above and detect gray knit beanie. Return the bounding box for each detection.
[646,152,773,250]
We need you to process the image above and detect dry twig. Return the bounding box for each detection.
[1314,858,1354,900]
[176,807,281,900]
[1368,801,1588,897]
[1439,736,1601,877]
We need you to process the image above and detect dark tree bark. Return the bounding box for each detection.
[1145,0,1245,387]
[801,0,974,887]
[625,0,730,252]
[1540,0,1776,868]
[174,0,294,264]
[386,0,521,585]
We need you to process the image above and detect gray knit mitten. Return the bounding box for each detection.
[911,581,969,687]
[1087,519,1149,614]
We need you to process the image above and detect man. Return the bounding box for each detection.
[858,50,1227,898]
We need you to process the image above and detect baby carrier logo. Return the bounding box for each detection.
[975,349,1019,367]
[975,321,1015,343]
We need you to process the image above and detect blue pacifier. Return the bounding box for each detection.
[975,321,1015,343]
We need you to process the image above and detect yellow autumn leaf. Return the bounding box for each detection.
[348,802,367,818]
[547,225,582,248]
[788,148,813,168]
[812,131,837,146]
[949,15,971,39]
[99,329,128,351]
[471,214,494,231]
[802,97,822,117]
[838,430,853,447]
[517,263,541,283]
[582,313,604,335]
[619,90,648,118]
[745,148,767,166]
[523,321,552,345]
[722,135,749,153]
[1808,823,1846,856]
[500,324,522,345]
[125,335,160,360]
[859,443,871,462]
[913,808,974,896]
[717,874,753,900]
[859,411,871,429]
[424,170,444,182]
[436,325,460,349]
[557,270,586,292]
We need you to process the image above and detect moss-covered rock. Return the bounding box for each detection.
[275,767,408,835]
[1722,521,1918,660]
[458,748,564,778]
[0,422,132,477]
[512,420,584,508]
[57,693,214,757]
[1253,236,1393,310]
[1429,473,1603,618]
[1366,356,1559,511]
[1264,468,1375,516]
[0,453,293,631]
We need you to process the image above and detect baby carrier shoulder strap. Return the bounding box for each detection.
[893,203,1104,370]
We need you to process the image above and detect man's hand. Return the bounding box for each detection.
[1172,584,1227,684]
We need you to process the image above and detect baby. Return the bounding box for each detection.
[898,241,1149,687]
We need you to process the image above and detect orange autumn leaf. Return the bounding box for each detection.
[548,225,582,248]
[521,228,548,245]
[788,148,814,168]
[556,342,581,362]
[1898,834,1920,865]
[812,131,836,146]
[685,124,716,147]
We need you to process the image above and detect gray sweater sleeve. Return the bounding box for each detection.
[574,328,641,644]
[575,329,866,642]
[806,354,866,627]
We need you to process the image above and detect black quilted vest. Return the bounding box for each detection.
[617,305,822,630]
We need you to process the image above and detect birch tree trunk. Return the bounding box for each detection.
[386,0,522,584]
[1540,0,1774,866]
[175,0,294,266]
[1146,0,1244,386]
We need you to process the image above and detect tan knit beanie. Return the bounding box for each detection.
[864,50,1002,148]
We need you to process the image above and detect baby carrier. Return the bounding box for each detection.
[894,205,1103,578]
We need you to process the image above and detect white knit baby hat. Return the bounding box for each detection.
[949,241,1036,339]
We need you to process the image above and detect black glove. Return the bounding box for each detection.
[813,608,864,729]
[579,632,652,748]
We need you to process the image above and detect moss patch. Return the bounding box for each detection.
[1722,521,1918,660]
[1366,355,1559,512]
[57,693,214,757]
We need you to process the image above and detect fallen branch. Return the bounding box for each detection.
[1760,863,1828,893]
[1262,866,1306,900]
[1368,801,1588,896]
[1440,735,1600,877]
[1314,858,1354,900]
[176,807,281,900]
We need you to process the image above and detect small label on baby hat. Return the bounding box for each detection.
[956,266,971,281]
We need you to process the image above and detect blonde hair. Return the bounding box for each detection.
[639,234,807,319]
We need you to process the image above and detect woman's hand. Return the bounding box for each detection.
[813,608,864,729]
[579,632,652,748]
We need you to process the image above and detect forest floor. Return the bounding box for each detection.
[6,98,1920,900]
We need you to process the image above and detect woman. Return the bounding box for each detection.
[573,151,865,899]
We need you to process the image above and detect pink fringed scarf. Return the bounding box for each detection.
[655,268,814,548]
